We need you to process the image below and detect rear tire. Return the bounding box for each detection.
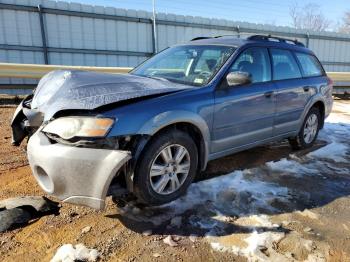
[134,129,198,205]
[288,107,321,150]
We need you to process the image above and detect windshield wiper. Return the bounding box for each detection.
[142,75,169,82]
[136,74,199,86]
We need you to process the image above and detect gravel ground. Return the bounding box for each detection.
[0,99,349,262]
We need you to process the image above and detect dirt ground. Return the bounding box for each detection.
[0,99,349,262]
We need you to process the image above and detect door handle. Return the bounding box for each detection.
[264,91,274,98]
[303,86,310,92]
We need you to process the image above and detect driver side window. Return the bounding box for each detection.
[229,47,271,83]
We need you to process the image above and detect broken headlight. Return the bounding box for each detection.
[42,117,115,140]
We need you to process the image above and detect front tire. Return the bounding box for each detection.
[134,129,198,205]
[289,107,321,150]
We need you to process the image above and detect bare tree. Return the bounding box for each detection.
[289,2,331,31]
[338,11,350,33]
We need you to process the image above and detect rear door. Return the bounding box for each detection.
[270,48,311,136]
[212,47,276,154]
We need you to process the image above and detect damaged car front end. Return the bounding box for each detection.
[11,69,192,209]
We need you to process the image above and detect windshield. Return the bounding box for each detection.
[131,45,235,86]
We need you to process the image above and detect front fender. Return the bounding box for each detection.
[138,110,211,169]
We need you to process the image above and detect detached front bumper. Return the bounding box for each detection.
[27,131,131,210]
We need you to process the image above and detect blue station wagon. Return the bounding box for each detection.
[11,35,333,209]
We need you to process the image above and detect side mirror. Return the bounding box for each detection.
[226,71,252,87]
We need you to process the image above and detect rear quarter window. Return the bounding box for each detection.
[295,52,324,77]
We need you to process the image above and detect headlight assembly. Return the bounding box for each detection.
[42,117,115,140]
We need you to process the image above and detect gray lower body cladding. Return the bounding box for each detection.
[27,130,131,210]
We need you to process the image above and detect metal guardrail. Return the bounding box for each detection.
[0,62,349,80]
[327,72,350,82]
[0,63,349,95]
[0,63,132,79]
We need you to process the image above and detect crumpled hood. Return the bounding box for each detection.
[31,70,191,120]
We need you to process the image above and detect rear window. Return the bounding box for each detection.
[295,52,324,77]
[270,49,302,81]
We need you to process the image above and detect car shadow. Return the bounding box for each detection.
[199,139,327,181]
[106,121,350,239]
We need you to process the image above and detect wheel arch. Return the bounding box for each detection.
[148,122,207,172]
[299,96,326,132]
[138,110,211,172]
[311,100,325,129]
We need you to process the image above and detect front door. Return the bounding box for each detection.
[212,47,276,154]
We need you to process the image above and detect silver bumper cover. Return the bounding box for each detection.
[27,131,131,210]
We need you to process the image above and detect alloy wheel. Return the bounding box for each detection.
[303,113,318,144]
[149,144,191,195]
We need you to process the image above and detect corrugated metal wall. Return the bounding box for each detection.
[1,0,350,86]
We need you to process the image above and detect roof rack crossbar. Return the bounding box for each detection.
[247,34,305,47]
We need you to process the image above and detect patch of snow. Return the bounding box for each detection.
[266,158,319,176]
[81,226,92,234]
[307,142,348,163]
[51,244,99,262]
[163,235,178,247]
[245,230,285,256]
[210,241,240,253]
[324,163,349,175]
[166,171,290,217]
[189,234,198,242]
[210,228,285,262]
[205,214,284,261]
[121,170,290,226]
[153,253,161,258]
[306,112,350,163]
[142,229,152,236]
[303,239,314,251]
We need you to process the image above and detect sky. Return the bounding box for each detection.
[67,0,348,30]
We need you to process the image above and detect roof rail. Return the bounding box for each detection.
[190,36,213,41]
[191,35,237,41]
[214,35,238,38]
[247,34,305,47]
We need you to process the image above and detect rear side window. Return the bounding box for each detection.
[229,47,271,83]
[270,49,302,80]
[295,52,324,77]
